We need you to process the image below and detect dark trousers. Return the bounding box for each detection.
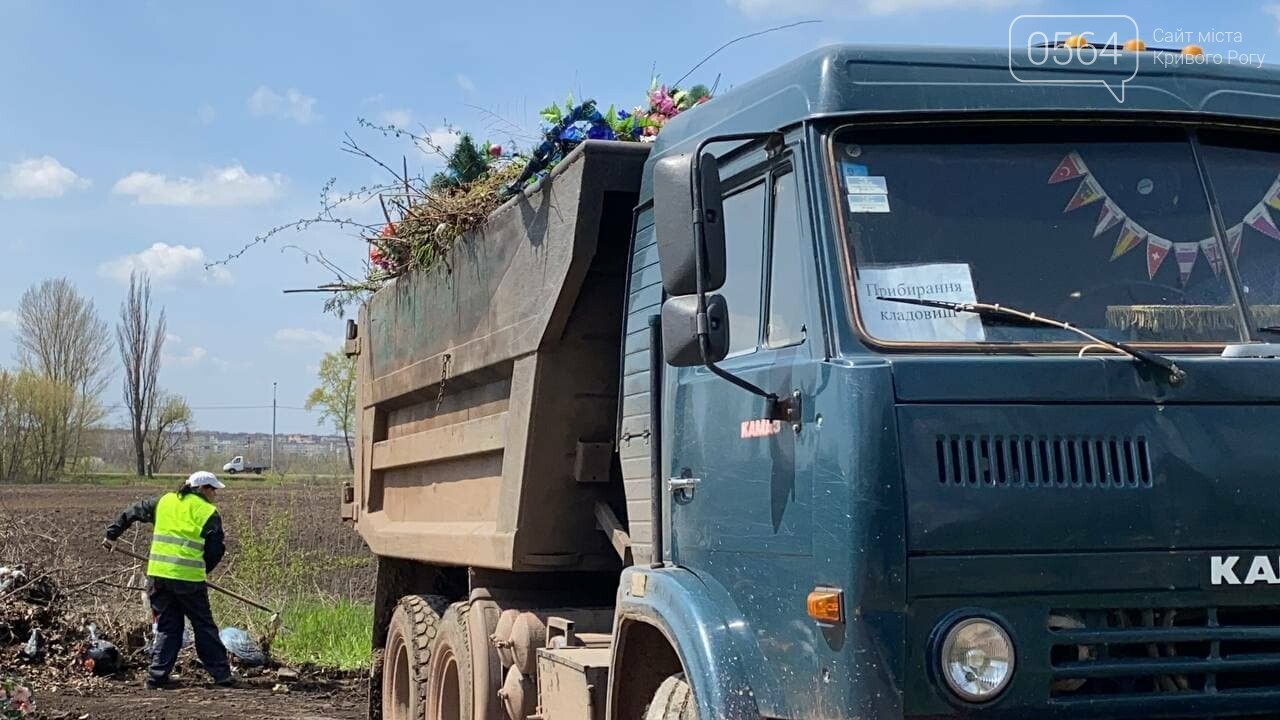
[148,577,230,682]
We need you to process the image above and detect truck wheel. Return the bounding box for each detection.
[382,595,473,720]
[644,674,697,720]
[427,602,474,720]
[228,468,238,475]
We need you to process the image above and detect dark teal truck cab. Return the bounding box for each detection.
[623,44,1280,719]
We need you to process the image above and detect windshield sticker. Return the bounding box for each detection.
[846,175,887,195]
[847,193,890,213]
[843,161,868,178]
[857,263,985,342]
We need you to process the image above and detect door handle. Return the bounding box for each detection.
[668,476,702,501]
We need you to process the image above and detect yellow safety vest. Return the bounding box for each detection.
[147,492,216,582]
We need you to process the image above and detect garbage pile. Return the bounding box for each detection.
[0,565,135,692]
[3,563,278,696]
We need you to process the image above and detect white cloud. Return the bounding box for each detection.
[360,93,385,106]
[1,156,91,199]
[0,309,16,328]
[274,328,339,350]
[428,127,461,156]
[165,345,208,367]
[166,333,183,344]
[378,109,413,128]
[197,103,217,125]
[248,85,318,124]
[727,0,1021,16]
[112,164,284,207]
[98,242,235,286]
[456,74,476,92]
[1267,4,1280,33]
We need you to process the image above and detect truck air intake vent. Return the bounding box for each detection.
[1047,607,1280,702]
[935,435,1152,488]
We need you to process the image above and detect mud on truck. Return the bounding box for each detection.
[341,44,1280,720]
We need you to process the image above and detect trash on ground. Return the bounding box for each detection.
[220,626,267,666]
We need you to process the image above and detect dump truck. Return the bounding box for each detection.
[343,44,1280,720]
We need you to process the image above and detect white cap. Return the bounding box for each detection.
[185,471,226,490]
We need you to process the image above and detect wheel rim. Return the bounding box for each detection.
[387,634,411,720]
[429,645,461,720]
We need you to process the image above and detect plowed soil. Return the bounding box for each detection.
[1,482,373,720]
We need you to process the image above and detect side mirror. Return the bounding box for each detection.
[654,152,726,296]
[661,294,730,367]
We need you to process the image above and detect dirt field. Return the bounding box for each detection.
[1,481,375,720]
[34,677,366,720]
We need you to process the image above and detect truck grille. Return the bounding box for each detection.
[1049,607,1280,700]
[935,434,1152,488]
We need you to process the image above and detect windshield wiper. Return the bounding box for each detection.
[875,296,1186,385]
[1259,326,1280,336]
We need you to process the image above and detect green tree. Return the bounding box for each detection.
[429,133,489,190]
[305,351,356,470]
[146,392,193,476]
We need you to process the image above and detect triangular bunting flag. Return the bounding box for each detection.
[1246,202,1280,241]
[1048,151,1088,184]
[1111,219,1147,260]
[1265,174,1280,211]
[1146,235,1172,279]
[1093,199,1125,237]
[1064,176,1104,213]
[1226,223,1243,259]
[1199,236,1223,276]
[1174,242,1199,286]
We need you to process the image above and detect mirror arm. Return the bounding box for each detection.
[689,131,788,418]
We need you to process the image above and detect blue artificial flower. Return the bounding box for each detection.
[616,108,630,120]
[537,140,554,156]
[588,108,604,123]
[630,126,643,139]
[586,123,614,140]
[559,125,585,142]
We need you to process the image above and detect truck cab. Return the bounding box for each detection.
[348,44,1280,720]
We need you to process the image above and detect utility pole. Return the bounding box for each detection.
[271,381,277,472]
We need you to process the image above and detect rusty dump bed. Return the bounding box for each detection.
[349,141,649,572]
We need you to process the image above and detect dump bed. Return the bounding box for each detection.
[347,141,649,572]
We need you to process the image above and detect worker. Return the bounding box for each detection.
[102,470,234,689]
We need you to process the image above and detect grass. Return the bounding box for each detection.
[206,502,374,671]
[210,594,373,671]
[273,598,373,670]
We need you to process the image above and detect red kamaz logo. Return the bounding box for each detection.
[740,419,782,438]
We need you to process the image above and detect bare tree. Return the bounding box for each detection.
[15,278,112,471]
[116,271,166,476]
[146,392,193,476]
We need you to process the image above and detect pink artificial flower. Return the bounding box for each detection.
[13,686,31,704]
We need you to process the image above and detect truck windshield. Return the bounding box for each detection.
[833,124,1277,346]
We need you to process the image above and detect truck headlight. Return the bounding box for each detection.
[939,617,1015,702]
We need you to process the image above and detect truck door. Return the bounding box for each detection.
[666,151,819,572]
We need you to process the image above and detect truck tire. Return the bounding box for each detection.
[383,596,474,720]
[227,468,238,475]
[643,674,697,720]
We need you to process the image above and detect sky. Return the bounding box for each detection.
[2,0,1279,433]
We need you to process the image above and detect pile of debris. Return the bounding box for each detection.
[0,565,136,693]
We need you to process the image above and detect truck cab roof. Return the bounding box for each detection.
[643,44,1280,198]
